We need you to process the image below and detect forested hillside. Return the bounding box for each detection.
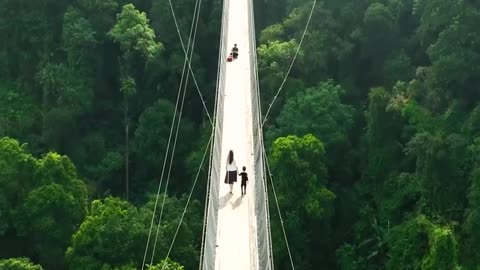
[1,0,480,269]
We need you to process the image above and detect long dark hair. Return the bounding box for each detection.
[228,150,234,164]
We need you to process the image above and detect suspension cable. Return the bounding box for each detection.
[160,133,213,270]
[198,135,213,269]
[263,145,296,270]
[168,0,213,126]
[141,0,201,267]
[148,0,203,265]
[261,0,317,127]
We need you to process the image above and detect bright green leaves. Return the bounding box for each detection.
[16,153,87,269]
[36,152,89,212]
[120,76,137,97]
[109,4,163,59]
[66,195,195,269]
[0,138,37,236]
[269,134,335,269]
[0,137,88,269]
[422,227,459,270]
[268,80,355,181]
[386,215,433,270]
[0,258,44,270]
[270,135,332,213]
[148,259,184,270]
[143,194,202,269]
[37,153,79,185]
[271,134,327,177]
[108,3,164,200]
[258,40,299,74]
[14,184,84,268]
[66,197,149,270]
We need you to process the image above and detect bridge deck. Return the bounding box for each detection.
[214,0,257,268]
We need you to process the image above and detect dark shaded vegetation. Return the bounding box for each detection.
[1,0,480,269]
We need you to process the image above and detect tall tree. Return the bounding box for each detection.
[134,99,195,195]
[269,134,335,268]
[14,153,88,269]
[267,80,355,182]
[109,3,163,199]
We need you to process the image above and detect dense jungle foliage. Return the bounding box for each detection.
[1,0,480,269]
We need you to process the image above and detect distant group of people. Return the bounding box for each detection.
[227,44,239,62]
[224,150,248,195]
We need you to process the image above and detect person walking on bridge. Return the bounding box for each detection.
[231,44,239,59]
[239,166,248,196]
[224,150,238,194]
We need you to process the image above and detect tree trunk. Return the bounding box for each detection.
[125,95,129,200]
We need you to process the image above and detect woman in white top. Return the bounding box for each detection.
[224,150,238,194]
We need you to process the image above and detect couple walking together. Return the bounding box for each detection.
[224,150,248,195]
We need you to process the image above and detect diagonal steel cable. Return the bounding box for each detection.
[261,0,317,127]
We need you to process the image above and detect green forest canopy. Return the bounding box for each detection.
[1,0,480,269]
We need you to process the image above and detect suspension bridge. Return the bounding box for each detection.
[200,0,273,267]
[141,0,316,268]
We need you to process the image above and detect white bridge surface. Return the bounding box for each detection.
[214,0,257,268]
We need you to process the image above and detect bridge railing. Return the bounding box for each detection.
[201,0,274,268]
[201,0,230,268]
[247,0,274,268]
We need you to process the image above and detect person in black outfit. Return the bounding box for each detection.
[232,44,239,59]
[224,150,238,194]
[239,166,248,195]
